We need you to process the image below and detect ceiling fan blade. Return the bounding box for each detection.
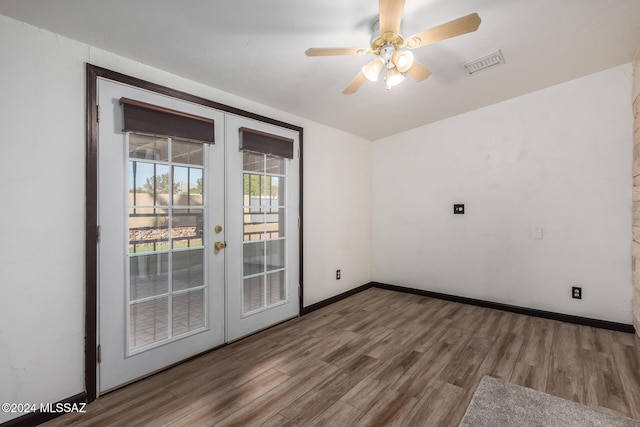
[379,0,405,37]
[405,13,481,49]
[404,60,432,82]
[305,47,368,56]
[343,72,368,94]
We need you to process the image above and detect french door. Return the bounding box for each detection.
[97,79,226,392]
[226,115,300,342]
[96,78,299,394]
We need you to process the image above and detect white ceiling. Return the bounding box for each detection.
[1,0,640,140]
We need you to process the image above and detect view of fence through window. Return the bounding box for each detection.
[126,134,207,351]
[242,152,287,314]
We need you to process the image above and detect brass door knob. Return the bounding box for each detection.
[214,241,227,250]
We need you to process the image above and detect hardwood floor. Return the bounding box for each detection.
[45,288,640,426]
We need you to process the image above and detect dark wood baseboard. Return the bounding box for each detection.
[301,281,636,334]
[372,282,637,334]
[301,283,374,315]
[0,392,87,427]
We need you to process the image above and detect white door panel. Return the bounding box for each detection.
[225,115,300,341]
[98,78,225,393]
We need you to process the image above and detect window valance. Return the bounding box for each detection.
[239,127,293,159]
[120,97,215,144]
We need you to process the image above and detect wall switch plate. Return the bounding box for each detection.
[572,286,582,299]
[336,269,341,280]
[454,204,465,214]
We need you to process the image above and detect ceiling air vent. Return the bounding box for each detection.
[463,50,505,75]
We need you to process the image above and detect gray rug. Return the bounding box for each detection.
[459,376,640,427]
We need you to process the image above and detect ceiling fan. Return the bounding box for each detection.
[305,0,481,94]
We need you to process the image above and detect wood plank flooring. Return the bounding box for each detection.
[45,288,640,426]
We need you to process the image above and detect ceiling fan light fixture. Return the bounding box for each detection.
[392,50,414,73]
[362,58,385,82]
[305,1,481,95]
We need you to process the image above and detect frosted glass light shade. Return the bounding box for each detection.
[362,58,384,82]
[392,50,414,73]
[385,67,405,87]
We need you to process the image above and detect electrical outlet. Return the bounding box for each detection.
[336,269,341,280]
[572,286,582,299]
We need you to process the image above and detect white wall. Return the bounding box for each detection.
[0,19,87,425]
[0,15,371,423]
[302,123,372,305]
[372,63,634,324]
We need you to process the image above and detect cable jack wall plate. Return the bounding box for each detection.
[572,286,582,299]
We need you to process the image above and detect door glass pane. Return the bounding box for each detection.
[172,249,204,291]
[129,162,152,204]
[129,134,169,161]
[243,241,264,276]
[173,166,203,206]
[265,156,284,174]
[244,173,264,211]
[129,208,169,253]
[129,162,170,206]
[172,139,203,166]
[266,176,285,210]
[173,208,204,248]
[266,208,285,239]
[243,152,264,172]
[130,253,169,299]
[130,297,169,350]
[244,211,265,241]
[172,290,205,335]
[243,276,264,313]
[267,271,285,305]
[266,239,285,271]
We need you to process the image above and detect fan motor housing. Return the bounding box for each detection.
[369,20,404,54]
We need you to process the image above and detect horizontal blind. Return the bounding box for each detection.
[239,127,293,159]
[120,97,215,144]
